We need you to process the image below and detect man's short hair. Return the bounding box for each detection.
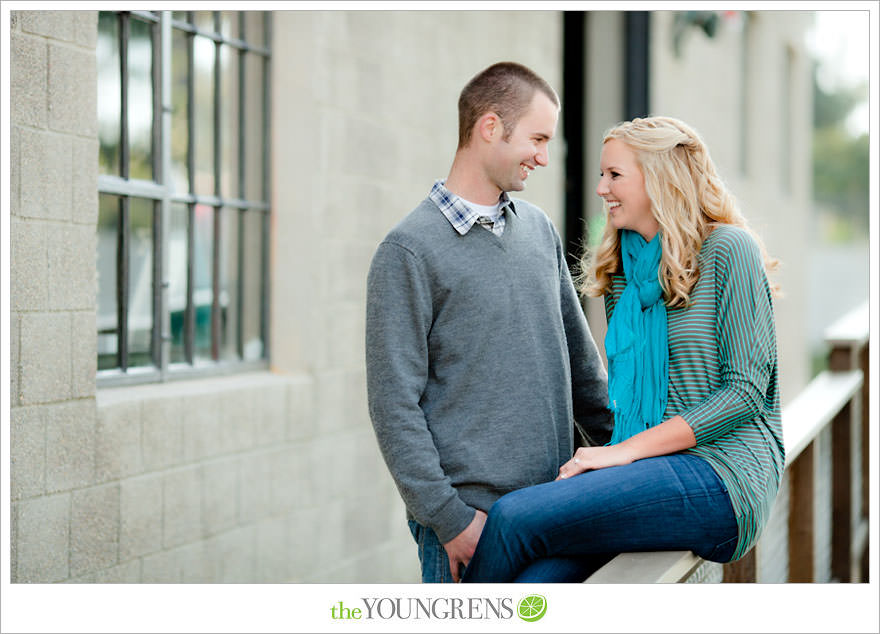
[457,61,559,149]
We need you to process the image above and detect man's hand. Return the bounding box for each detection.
[442,509,487,582]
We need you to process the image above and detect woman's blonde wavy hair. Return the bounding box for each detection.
[580,116,779,307]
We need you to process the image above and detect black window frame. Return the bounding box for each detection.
[96,10,272,386]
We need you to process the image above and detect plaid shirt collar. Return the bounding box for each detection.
[429,179,515,236]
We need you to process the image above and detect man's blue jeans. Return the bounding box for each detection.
[461,453,739,583]
[408,520,456,583]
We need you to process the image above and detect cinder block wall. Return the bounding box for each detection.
[10,10,102,583]
[10,10,566,583]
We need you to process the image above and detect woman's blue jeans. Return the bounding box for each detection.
[461,453,739,583]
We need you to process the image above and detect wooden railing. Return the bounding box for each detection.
[584,302,869,583]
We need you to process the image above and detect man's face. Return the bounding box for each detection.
[486,92,559,194]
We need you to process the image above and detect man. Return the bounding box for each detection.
[366,62,612,583]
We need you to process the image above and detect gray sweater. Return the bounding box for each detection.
[366,196,612,544]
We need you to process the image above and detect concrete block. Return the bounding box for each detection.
[309,433,358,503]
[142,546,185,583]
[49,43,97,135]
[20,312,72,404]
[287,506,323,582]
[217,386,256,454]
[270,446,313,513]
[315,370,356,435]
[10,405,46,500]
[11,218,48,312]
[201,458,240,536]
[10,312,21,406]
[48,222,97,310]
[72,11,97,48]
[72,137,99,225]
[13,493,70,582]
[162,468,201,548]
[255,516,291,582]
[45,399,96,492]
[94,559,141,583]
[342,485,392,562]
[286,377,315,442]
[142,396,184,470]
[182,392,223,461]
[71,311,97,398]
[20,10,75,41]
[10,33,48,129]
[10,125,20,215]
[70,484,120,576]
[120,475,163,560]
[96,399,143,482]
[238,451,274,521]
[254,381,287,447]
[202,527,255,583]
[19,127,72,221]
[177,542,211,583]
[319,301,365,372]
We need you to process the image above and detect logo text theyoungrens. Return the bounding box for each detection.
[330,597,514,620]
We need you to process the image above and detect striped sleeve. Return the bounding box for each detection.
[680,230,776,445]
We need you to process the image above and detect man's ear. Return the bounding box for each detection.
[477,111,502,142]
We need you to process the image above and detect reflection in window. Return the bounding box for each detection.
[97,194,120,370]
[97,13,120,176]
[128,198,156,366]
[193,34,215,195]
[96,11,270,382]
[168,203,189,364]
[128,18,155,181]
[170,28,190,193]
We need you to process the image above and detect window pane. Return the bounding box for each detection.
[128,198,155,367]
[220,208,240,361]
[168,203,189,364]
[172,11,190,24]
[243,50,264,202]
[171,28,190,193]
[193,204,215,361]
[244,12,265,48]
[97,12,120,176]
[220,45,240,199]
[242,210,264,361]
[220,11,240,40]
[97,194,120,370]
[194,10,215,34]
[129,18,155,181]
[193,34,216,195]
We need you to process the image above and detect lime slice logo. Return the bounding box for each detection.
[517,594,547,622]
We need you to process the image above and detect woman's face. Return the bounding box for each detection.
[596,139,659,241]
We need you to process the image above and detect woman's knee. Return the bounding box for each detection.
[487,489,536,532]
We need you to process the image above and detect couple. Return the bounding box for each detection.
[366,62,785,583]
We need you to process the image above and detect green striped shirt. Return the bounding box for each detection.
[605,224,785,561]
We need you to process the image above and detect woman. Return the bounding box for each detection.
[461,116,785,583]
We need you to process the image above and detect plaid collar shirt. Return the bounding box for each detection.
[429,179,515,237]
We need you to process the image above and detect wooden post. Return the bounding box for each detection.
[831,399,854,582]
[788,443,815,582]
[723,548,756,582]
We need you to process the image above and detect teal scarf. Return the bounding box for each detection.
[605,230,669,445]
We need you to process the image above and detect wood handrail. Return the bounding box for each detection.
[823,302,869,348]
[583,367,864,583]
[782,369,863,466]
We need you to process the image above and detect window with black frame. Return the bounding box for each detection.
[96,11,271,385]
